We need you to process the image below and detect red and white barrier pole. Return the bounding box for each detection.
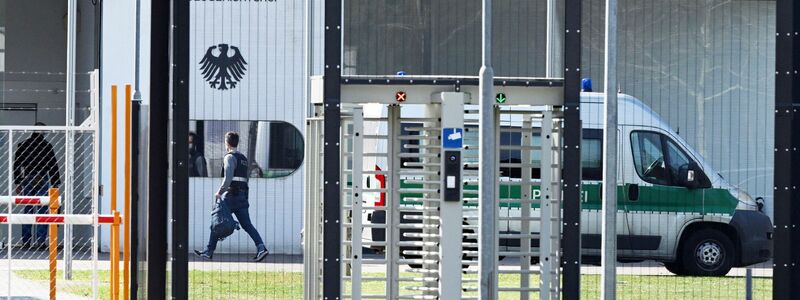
[0,214,118,225]
[0,195,60,206]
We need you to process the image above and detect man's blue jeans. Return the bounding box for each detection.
[21,178,50,245]
[205,191,265,255]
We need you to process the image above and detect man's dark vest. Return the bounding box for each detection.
[226,152,249,191]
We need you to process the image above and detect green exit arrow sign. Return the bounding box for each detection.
[496,92,507,104]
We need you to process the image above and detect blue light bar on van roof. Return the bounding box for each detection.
[581,78,593,92]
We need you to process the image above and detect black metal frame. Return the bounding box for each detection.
[172,0,191,298]
[773,1,799,299]
[323,0,343,298]
[146,0,172,298]
[130,99,140,297]
[561,0,582,299]
[341,75,564,87]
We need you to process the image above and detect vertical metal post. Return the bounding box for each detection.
[171,0,191,298]
[131,97,145,299]
[439,93,464,300]
[90,70,100,300]
[540,111,555,299]
[64,0,77,281]
[422,104,439,299]
[48,189,60,300]
[601,0,618,297]
[386,105,401,299]
[148,0,170,297]
[552,113,563,298]
[303,118,318,300]
[351,108,364,300]
[545,0,558,78]
[520,116,532,300]
[479,0,497,298]
[773,0,799,298]
[745,268,752,300]
[6,130,13,299]
[561,0,583,298]
[322,0,343,298]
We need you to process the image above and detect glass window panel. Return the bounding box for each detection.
[189,120,305,178]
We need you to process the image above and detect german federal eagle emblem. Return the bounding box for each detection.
[199,44,247,90]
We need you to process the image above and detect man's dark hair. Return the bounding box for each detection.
[225,131,239,148]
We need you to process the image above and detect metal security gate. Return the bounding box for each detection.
[304,76,565,299]
[0,71,112,299]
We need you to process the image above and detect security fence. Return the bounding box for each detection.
[0,71,103,299]
[581,0,776,299]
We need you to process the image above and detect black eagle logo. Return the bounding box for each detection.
[199,44,247,90]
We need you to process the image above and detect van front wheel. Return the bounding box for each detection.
[680,229,735,276]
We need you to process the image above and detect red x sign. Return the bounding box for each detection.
[395,91,407,102]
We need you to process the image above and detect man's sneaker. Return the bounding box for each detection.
[253,249,269,262]
[194,250,213,260]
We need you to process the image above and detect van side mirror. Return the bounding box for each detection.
[681,162,709,189]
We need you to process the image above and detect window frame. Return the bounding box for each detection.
[581,129,603,181]
[629,130,699,187]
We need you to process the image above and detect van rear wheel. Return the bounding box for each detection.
[680,229,735,276]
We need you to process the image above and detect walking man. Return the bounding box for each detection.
[14,122,61,249]
[195,131,269,262]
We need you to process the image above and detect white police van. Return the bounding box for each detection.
[362,90,773,276]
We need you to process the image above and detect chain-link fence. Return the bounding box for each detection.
[0,122,102,298]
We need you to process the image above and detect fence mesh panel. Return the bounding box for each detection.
[582,0,775,299]
[1,128,100,299]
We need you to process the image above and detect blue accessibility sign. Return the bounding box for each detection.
[442,128,464,149]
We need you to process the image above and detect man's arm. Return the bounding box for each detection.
[216,154,236,197]
[13,142,24,185]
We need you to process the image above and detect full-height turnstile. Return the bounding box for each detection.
[304,76,565,300]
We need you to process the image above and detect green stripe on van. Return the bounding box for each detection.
[398,181,737,215]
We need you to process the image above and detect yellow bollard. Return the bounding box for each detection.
[48,188,60,300]
[123,84,131,300]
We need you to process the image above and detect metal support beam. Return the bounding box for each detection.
[171,0,190,298]
[146,0,171,297]
[439,93,465,300]
[323,0,343,298]
[350,108,364,300]
[773,1,800,299]
[386,105,401,299]
[561,0,583,298]
[64,0,78,280]
[601,0,618,297]
[479,0,497,298]
[540,110,555,299]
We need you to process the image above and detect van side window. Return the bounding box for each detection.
[581,129,603,181]
[499,131,522,178]
[631,131,672,185]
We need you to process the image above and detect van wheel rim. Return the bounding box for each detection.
[695,241,723,269]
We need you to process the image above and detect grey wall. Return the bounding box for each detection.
[1,0,97,126]
[342,0,555,77]
[582,0,776,218]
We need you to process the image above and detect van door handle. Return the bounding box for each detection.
[628,184,639,201]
